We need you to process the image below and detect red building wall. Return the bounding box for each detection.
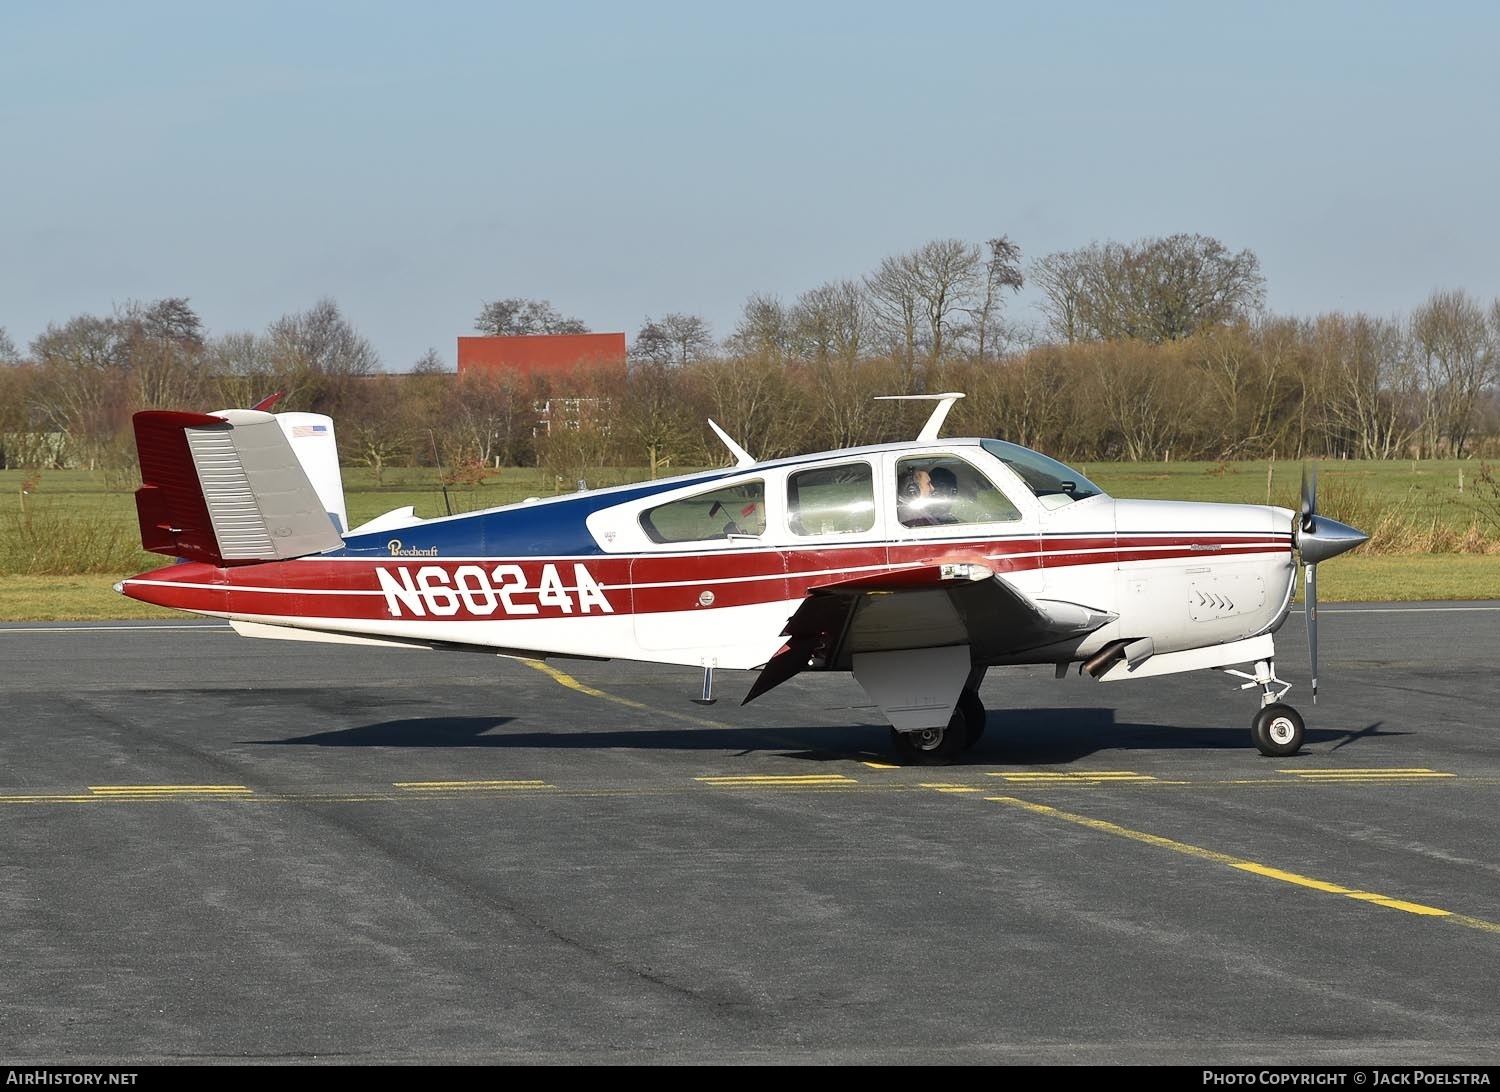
[456,333,627,385]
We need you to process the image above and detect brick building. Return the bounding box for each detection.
[456,333,627,384]
[456,332,628,436]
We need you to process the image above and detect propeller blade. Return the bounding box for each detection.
[1299,462,1318,532]
[1291,461,1366,704]
[1305,561,1319,704]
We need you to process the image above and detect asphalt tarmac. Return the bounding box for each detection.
[2,603,1499,1066]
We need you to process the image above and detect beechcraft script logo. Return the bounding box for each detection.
[387,539,440,558]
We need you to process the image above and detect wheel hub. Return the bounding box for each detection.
[913,727,945,750]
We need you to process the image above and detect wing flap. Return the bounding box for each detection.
[744,563,1116,704]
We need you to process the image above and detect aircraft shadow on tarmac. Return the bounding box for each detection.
[255,709,1395,765]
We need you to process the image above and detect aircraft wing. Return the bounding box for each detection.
[744,562,1115,703]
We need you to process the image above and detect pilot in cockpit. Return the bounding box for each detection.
[898,464,959,527]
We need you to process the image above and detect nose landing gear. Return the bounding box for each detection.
[1251,702,1305,757]
[1226,658,1305,757]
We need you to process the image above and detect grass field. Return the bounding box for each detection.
[3,458,1498,620]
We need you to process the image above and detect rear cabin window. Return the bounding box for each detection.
[640,480,766,544]
[787,462,875,536]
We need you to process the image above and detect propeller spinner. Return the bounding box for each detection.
[1294,464,1370,701]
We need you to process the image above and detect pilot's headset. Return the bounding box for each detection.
[900,472,923,500]
[929,466,958,497]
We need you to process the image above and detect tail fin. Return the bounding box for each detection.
[133,408,345,565]
[271,412,348,534]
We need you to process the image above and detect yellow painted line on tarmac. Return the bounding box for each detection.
[989,771,1160,784]
[1,793,115,804]
[88,784,253,798]
[1279,768,1456,781]
[986,794,1500,935]
[918,782,985,793]
[697,774,856,787]
[522,660,651,708]
[394,780,550,792]
[521,660,735,729]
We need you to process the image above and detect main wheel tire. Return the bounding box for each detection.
[890,710,968,766]
[957,689,986,747]
[1251,703,1305,757]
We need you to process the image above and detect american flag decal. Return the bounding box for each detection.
[292,424,329,438]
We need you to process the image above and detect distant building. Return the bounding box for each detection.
[456,333,627,384]
[456,332,628,436]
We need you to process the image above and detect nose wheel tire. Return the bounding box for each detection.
[891,710,968,766]
[1251,703,1305,758]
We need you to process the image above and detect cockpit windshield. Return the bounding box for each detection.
[980,439,1105,506]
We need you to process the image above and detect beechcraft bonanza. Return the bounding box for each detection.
[117,393,1369,764]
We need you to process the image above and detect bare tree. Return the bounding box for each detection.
[434,369,536,469]
[0,326,20,364]
[1190,318,1305,459]
[793,356,906,451]
[1411,289,1496,458]
[267,298,380,378]
[1030,249,1090,344]
[475,298,589,336]
[1309,313,1419,460]
[127,297,204,348]
[1085,340,1187,460]
[264,298,380,415]
[28,314,133,468]
[868,239,993,373]
[338,373,414,485]
[992,350,1077,455]
[1035,234,1265,344]
[865,251,924,373]
[630,318,674,366]
[536,397,612,489]
[411,348,448,374]
[618,361,694,477]
[0,360,39,467]
[632,314,713,367]
[912,238,985,366]
[792,280,866,364]
[969,235,1024,361]
[687,354,803,462]
[204,330,278,408]
[726,293,793,361]
[117,298,214,411]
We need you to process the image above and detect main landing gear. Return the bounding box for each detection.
[889,687,986,766]
[1226,658,1305,758]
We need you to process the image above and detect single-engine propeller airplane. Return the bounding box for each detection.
[116,392,1368,764]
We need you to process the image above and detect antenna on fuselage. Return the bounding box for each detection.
[429,429,453,516]
[707,419,756,468]
[874,392,966,441]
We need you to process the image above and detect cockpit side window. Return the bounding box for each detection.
[896,455,1020,527]
[787,462,875,536]
[640,480,766,544]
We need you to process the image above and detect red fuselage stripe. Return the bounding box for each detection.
[122,533,1293,622]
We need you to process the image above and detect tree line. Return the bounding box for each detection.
[2,232,1497,481]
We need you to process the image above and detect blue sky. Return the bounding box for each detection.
[3,1,1497,369]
